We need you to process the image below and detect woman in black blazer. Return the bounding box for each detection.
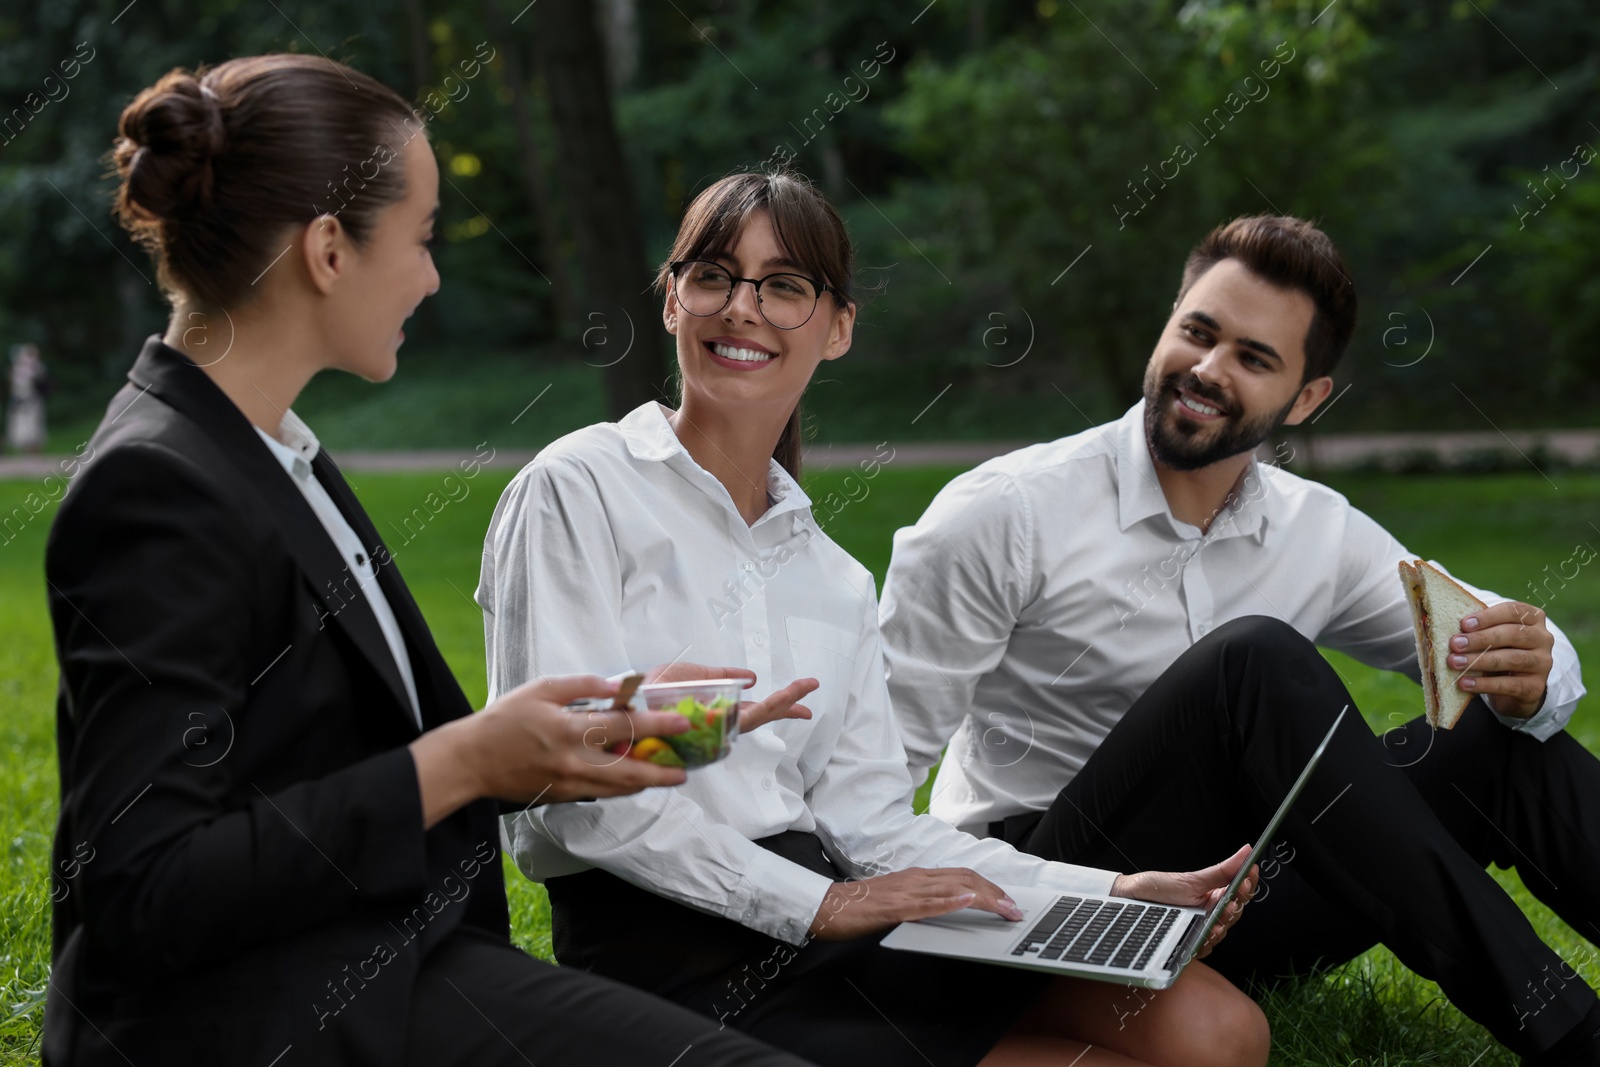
[43,54,811,1067]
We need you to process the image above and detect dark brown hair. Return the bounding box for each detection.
[655,170,854,481]
[1176,215,1357,382]
[112,55,419,310]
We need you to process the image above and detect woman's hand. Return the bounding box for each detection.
[645,661,817,733]
[808,867,1026,941]
[410,674,694,828]
[1110,845,1258,958]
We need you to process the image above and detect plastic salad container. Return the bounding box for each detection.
[618,678,743,768]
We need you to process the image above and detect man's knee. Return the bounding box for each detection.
[1196,615,1341,703]
[1206,615,1308,657]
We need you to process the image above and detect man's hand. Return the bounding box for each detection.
[808,867,1025,941]
[1110,845,1257,959]
[1449,601,1554,719]
[645,662,817,732]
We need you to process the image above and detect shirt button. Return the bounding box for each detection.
[761,777,773,790]
[753,632,766,647]
[1198,623,1209,635]
[744,561,757,572]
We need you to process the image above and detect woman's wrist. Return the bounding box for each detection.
[409,715,488,830]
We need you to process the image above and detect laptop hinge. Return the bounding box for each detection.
[1162,915,1207,972]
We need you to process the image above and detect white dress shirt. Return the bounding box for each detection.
[254,410,422,729]
[881,401,1585,836]
[476,401,1120,945]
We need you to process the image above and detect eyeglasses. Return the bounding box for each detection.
[670,259,836,330]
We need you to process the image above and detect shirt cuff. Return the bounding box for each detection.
[738,844,835,945]
[1488,692,1566,740]
[1023,859,1121,899]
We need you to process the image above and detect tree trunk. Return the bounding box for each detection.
[534,0,666,417]
[484,0,580,336]
[806,0,845,199]
[398,0,432,101]
[599,0,640,95]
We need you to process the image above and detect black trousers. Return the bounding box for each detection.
[400,924,815,1066]
[999,615,1600,1059]
[546,831,1051,1067]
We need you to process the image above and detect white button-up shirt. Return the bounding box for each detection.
[476,401,1120,945]
[254,410,422,729]
[881,401,1585,836]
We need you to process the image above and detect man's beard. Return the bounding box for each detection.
[1143,369,1297,472]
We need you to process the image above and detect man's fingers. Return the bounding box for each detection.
[1450,622,1551,655]
[1449,647,1545,674]
[1462,602,1545,633]
[1460,673,1545,701]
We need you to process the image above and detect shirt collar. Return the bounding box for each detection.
[1114,400,1173,532]
[618,400,684,463]
[1113,399,1270,543]
[618,400,814,528]
[254,408,321,482]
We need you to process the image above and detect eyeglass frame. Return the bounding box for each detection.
[668,259,842,331]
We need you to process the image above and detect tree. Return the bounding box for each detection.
[533,0,668,417]
[483,0,580,335]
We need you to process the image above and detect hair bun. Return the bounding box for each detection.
[114,69,226,223]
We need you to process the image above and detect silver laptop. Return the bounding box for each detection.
[882,706,1349,989]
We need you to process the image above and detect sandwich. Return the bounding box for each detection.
[1399,559,1488,729]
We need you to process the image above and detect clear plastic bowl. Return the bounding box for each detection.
[628,678,743,768]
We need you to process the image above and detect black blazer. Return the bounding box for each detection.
[44,337,510,1066]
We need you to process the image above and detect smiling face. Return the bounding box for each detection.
[664,208,853,425]
[1142,258,1331,471]
[319,135,441,383]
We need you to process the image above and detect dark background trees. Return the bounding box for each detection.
[1,0,1596,441]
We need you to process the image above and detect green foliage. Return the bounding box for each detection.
[1496,150,1600,397]
[883,0,1385,398]
[6,0,1600,429]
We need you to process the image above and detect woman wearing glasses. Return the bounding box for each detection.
[479,171,1271,1067]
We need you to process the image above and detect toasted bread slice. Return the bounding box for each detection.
[1399,562,1435,721]
[1400,559,1488,729]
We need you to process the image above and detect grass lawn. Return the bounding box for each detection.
[2,464,1597,1065]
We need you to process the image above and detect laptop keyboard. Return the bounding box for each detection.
[1011,896,1183,970]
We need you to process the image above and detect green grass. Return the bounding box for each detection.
[2,467,1598,1065]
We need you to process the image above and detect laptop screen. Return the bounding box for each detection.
[1177,705,1349,968]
